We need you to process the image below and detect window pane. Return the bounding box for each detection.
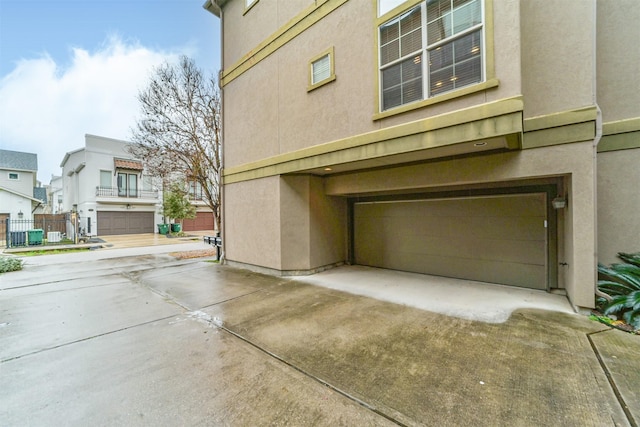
[452,0,481,34]
[380,20,399,46]
[312,54,331,84]
[100,171,111,188]
[381,40,400,65]
[117,173,126,197]
[427,0,452,20]
[143,175,153,191]
[380,5,421,66]
[128,174,137,197]
[429,29,482,96]
[383,85,402,110]
[382,55,423,110]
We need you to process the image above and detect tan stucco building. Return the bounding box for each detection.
[204,0,640,311]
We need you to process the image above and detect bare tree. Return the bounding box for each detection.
[129,56,222,231]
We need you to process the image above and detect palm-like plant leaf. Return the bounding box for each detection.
[618,252,640,268]
[598,280,638,296]
[623,309,640,329]
[603,295,630,316]
[597,263,640,290]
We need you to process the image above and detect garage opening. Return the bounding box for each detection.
[97,211,154,235]
[352,191,554,290]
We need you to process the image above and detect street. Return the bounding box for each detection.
[1,244,638,426]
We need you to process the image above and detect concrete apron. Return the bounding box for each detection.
[2,256,638,426]
[199,268,637,427]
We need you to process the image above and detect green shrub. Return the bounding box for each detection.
[0,256,24,273]
[597,252,640,330]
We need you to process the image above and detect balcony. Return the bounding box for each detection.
[95,186,159,204]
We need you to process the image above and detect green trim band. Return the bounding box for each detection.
[224,96,524,184]
[598,117,640,152]
[221,0,346,87]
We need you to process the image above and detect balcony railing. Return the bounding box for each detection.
[96,186,159,199]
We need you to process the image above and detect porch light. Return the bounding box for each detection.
[552,196,567,209]
[18,210,23,219]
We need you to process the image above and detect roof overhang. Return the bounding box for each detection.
[203,0,223,17]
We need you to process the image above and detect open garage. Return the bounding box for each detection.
[353,193,550,290]
[97,211,154,235]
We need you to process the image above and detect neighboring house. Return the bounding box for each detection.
[60,134,163,236]
[48,175,64,214]
[205,0,640,311]
[183,179,216,232]
[0,149,45,222]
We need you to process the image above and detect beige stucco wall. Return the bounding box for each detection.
[224,175,346,273]
[597,148,640,265]
[596,0,640,122]
[222,0,525,169]
[326,141,597,308]
[224,176,282,269]
[280,175,346,271]
[520,0,596,119]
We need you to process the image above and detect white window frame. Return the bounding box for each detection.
[378,0,485,112]
[8,172,19,180]
[308,46,336,92]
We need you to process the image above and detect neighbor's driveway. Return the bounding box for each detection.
[1,247,638,426]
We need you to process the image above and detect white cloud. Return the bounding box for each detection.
[0,36,187,183]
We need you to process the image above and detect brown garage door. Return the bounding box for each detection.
[97,211,154,235]
[182,211,215,232]
[354,193,548,289]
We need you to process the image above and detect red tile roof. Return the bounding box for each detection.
[114,159,143,171]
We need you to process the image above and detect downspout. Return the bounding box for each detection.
[591,0,609,302]
[205,0,225,263]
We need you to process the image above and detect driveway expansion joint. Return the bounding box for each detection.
[587,329,638,427]
[186,310,409,427]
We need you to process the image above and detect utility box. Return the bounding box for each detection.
[47,231,62,243]
[28,229,44,245]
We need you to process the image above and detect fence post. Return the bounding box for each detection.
[5,217,8,249]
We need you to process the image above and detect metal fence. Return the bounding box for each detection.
[4,214,80,248]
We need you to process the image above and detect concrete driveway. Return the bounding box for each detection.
[1,242,638,426]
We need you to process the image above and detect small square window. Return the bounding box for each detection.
[308,47,336,92]
[8,172,19,180]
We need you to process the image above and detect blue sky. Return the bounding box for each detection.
[0,0,221,183]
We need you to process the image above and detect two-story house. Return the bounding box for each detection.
[60,134,163,236]
[0,149,45,223]
[204,0,640,311]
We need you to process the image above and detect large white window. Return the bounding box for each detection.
[379,0,484,111]
[100,170,111,189]
[117,172,138,197]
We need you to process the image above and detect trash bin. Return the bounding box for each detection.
[171,223,181,233]
[28,229,44,245]
[157,224,169,235]
[10,231,27,247]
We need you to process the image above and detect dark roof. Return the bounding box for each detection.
[33,187,47,203]
[0,149,38,171]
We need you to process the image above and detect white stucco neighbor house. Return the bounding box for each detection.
[60,134,163,236]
